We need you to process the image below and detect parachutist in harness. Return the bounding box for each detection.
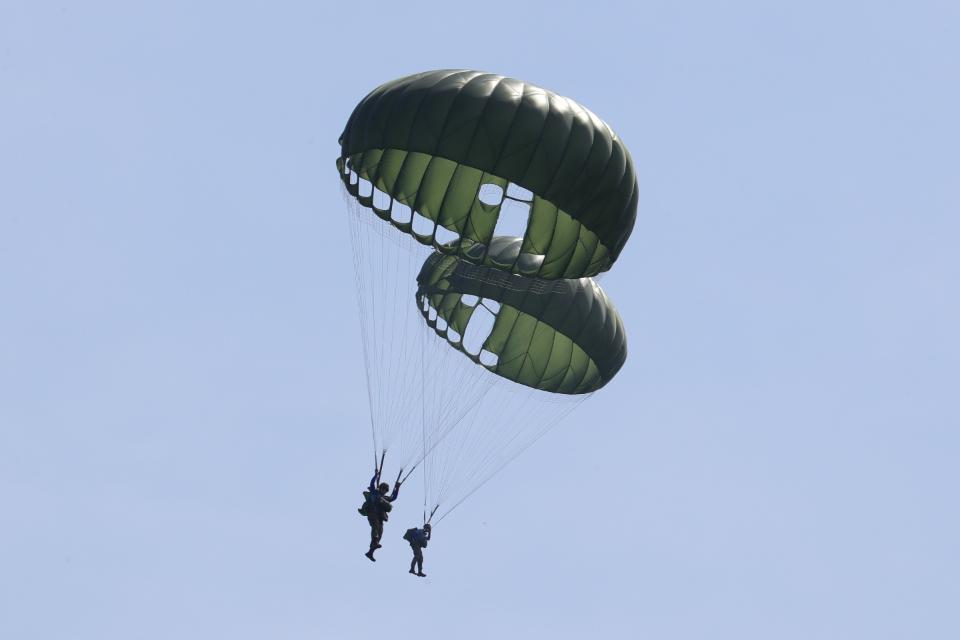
[359,463,401,561]
[403,523,431,577]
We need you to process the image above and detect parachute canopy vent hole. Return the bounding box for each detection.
[478,183,504,205]
[479,349,499,367]
[463,305,496,356]
[435,225,460,245]
[413,211,436,237]
[493,198,531,242]
[506,183,534,201]
[481,298,501,314]
[373,187,391,210]
[391,200,412,224]
[461,294,479,307]
[358,177,373,197]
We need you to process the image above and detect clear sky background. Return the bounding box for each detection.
[1,1,958,638]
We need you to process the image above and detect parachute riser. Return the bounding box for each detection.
[399,463,418,486]
[375,449,386,485]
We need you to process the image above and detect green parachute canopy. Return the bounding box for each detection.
[338,69,638,279]
[416,244,627,394]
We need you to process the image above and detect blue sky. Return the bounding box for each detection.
[1,1,958,638]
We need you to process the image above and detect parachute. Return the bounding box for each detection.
[338,69,638,279]
[339,69,635,524]
[416,248,626,394]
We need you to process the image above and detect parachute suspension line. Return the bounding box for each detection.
[342,179,436,473]
[433,328,495,512]
[369,205,387,452]
[347,182,391,457]
[415,310,594,525]
[415,317,518,522]
[391,230,426,467]
[421,317,428,526]
[432,392,589,525]
[377,215,399,448]
[417,309,498,491]
[438,395,588,524]
[343,184,380,466]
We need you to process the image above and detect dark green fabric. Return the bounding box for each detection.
[416,247,627,394]
[338,70,637,279]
